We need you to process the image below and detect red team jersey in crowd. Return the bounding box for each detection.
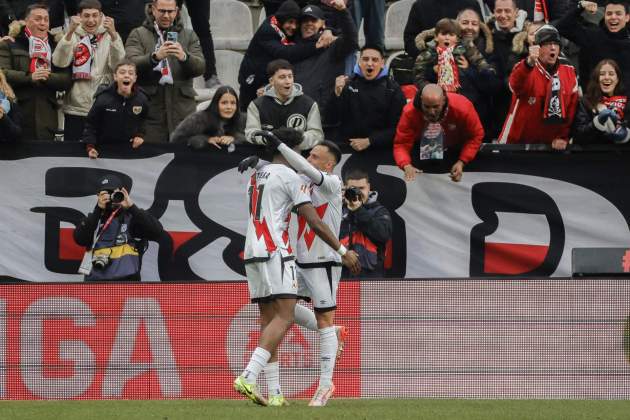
[244,164,311,262]
[296,172,343,265]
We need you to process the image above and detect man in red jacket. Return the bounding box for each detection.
[497,24,578,149]
[393,83,484,182]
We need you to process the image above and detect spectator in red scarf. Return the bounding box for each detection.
[497,24,578,149]
[0,4,71,140]
[52,0,125,142]
[572,58,630,145]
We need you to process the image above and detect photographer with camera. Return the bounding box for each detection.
[73,174,164,281]
[340,168,392,278]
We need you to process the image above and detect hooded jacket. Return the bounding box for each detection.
[393,92,484,168]
[245,83,324,150]
[556,3,630,91]
[329,64,406,148]
[403,0,482,58]
[498,59,579,144]
[293,7,358,125]
[0,21,71,140]
[340,191,392,278]
[238,11,320,110]
[124,5,205,142]
[52,24,126,117]
[81,82,149,147]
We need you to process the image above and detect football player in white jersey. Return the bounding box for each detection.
[240,131,350,406]
[233,128,360,407]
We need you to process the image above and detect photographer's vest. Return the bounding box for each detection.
[86,212,143,281]
[253,94,314,132]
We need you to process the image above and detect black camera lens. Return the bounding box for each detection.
[344,187,361,201]
[111,190,125,204]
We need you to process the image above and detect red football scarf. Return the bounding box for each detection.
[601,95,627,122]
[270,16,294,46]
[72,33,103,80]
[436,46,460,92]
[24,27,51,73]
[534,0,549,23]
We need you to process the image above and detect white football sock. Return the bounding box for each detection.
[241,347,270,384]
[264,361,282,397]
[294,304,318,331]
[319,326,337,387]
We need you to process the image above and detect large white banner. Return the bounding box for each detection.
[1,144,630,281]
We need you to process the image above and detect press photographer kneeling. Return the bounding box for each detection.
[74,174,164,281]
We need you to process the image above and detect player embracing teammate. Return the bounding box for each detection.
[234,128,360,407]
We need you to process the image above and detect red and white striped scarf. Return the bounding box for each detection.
[534,0,549,23]
[24,27,51,73]
[270,16,294,46]
[436,46,460,93]
[72,33,103,80]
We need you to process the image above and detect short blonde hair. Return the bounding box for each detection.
[0,69,16,102]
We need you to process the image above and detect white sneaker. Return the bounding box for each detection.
[308,383,335,406]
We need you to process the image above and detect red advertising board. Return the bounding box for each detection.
[0,282,361,399]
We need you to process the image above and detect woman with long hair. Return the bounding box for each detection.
[572,59,629,145]
[0,68,21,142]
[171,85,245,149]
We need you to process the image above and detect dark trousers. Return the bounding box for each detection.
[64,114,87,142]
[180,0,217,79]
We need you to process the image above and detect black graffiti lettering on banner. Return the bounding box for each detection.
[2,142,630,281]
[469,183,565,278]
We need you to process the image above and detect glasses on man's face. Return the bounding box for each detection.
[156,8,177,15]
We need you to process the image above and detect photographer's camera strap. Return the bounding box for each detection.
[93,208,121,249]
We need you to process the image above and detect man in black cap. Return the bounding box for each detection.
[293,1,358,125]
[238,0,326,110]
[497,24,578,148]
[73,173,163,282]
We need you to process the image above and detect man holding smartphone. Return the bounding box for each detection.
[125,0,205,142]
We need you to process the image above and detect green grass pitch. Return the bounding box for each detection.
[1,399,630,420]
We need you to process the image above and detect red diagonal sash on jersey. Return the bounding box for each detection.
[297,203,328,250]
[250,175,277,253]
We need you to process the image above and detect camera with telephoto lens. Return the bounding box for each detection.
[344,186,362,202]
[111,190,125,204]
[92,253,110,270]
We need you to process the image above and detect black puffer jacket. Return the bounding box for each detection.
[340,192,392,278]
[329,66,406,148]
[294,7,358,126]
[81,83,149,147]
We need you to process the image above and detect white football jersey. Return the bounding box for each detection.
[244,164,311,262]
[296,172,343,264]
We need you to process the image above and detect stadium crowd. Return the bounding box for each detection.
[0,0,628,152]
[0,0,627,157]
